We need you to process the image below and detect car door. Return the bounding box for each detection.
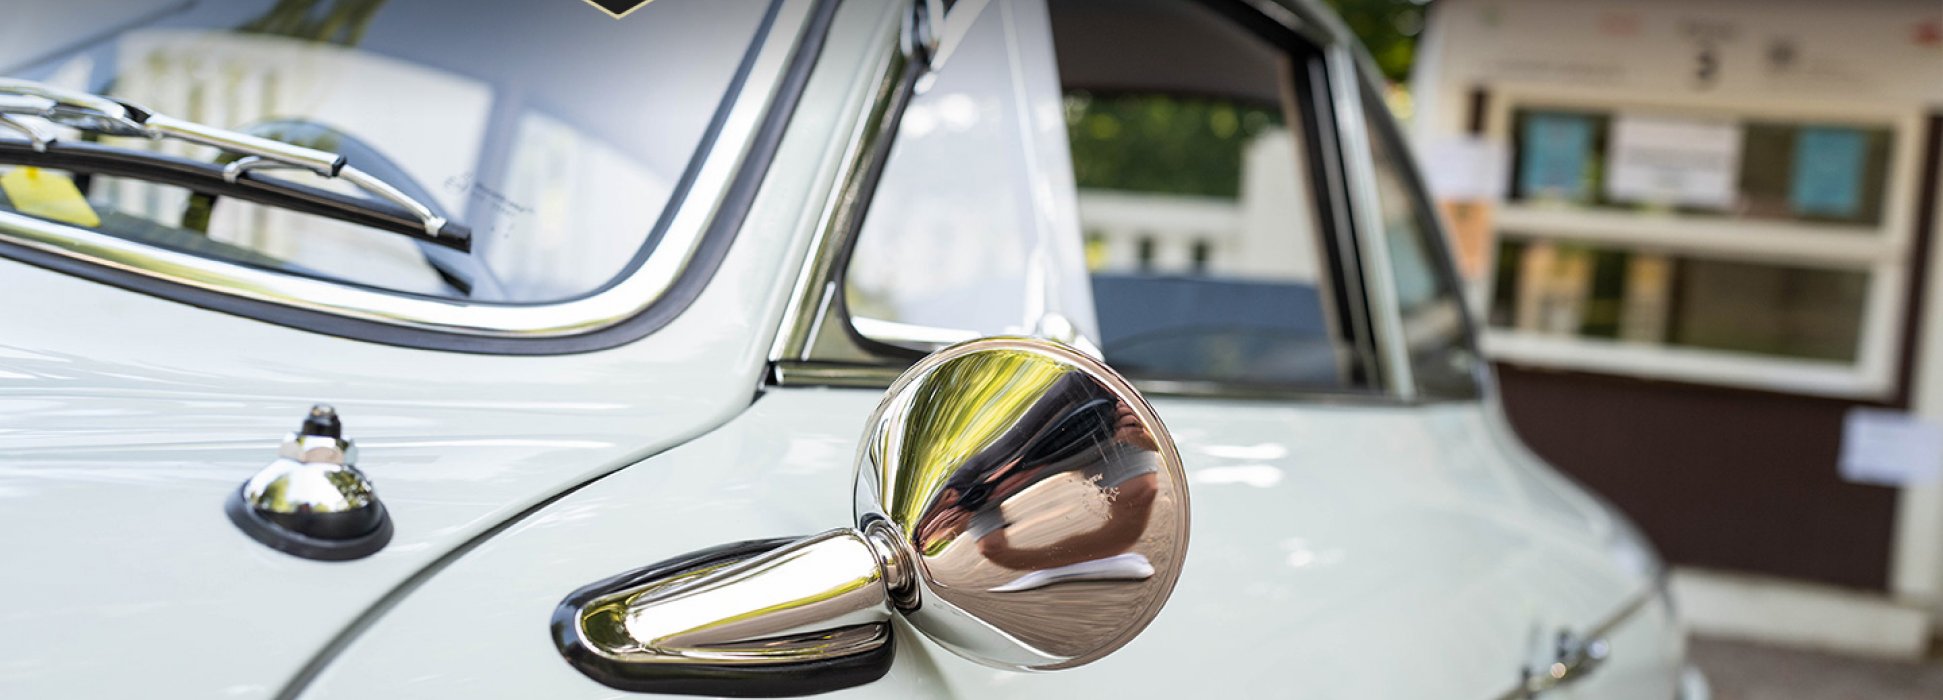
[805,0,1671,697]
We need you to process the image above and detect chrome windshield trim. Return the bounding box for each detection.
[0,0,813,340]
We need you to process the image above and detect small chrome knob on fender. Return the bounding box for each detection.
[225,404,392,560]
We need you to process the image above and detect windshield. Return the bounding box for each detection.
[1,0,769,302]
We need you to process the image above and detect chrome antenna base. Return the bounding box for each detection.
[225,404,392,561]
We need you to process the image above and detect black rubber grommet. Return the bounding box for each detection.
[225,486,393,561]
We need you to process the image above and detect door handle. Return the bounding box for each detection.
[1511,630,1611,698]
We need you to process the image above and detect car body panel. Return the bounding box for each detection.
[939,396,1679,699]
[0,216,755,697]
[296,388,1676,699]
[0,0,1691,697]
[294,389,954,699]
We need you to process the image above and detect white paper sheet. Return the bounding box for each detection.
[1840,408,1943,487]
[1605,115,1743,210]
[1421,136,1509,201]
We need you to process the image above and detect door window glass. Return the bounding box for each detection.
[1362,88,1481,399]
[844,0,1375,394]
[1052,0,1354,390]
[844,0,1096,347]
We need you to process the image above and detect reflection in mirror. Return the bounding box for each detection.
[859,337,1188,669]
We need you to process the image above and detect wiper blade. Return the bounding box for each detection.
[0,139,472,252]
[0,78,469,251]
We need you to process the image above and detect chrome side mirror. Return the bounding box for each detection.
[556,338,1190,695]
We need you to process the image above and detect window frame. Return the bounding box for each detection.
[771,0,1474,404]
[0,0,830,355]
[1349,78,1488,401]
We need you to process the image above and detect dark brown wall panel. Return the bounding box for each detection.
[1494,365,1899,591]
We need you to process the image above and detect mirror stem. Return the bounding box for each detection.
[617,528,900,665]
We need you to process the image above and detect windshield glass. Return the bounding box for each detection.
[1,0,769,302]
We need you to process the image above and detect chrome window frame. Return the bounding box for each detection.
[767,0,928,372]
[770,0,1476,404]
[0,0,832,354]
[1348,76,1492,402]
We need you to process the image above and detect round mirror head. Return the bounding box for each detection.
[855,337,1190,670]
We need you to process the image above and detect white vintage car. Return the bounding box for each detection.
[0,0,1703,697]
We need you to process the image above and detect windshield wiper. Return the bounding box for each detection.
[0,78,469,251]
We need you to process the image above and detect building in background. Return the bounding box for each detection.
[1411,0,1943,657]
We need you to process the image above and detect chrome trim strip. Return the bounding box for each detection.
[1327,43,1415,400]
[774,359,1404,405]
[0,1,813,339]
[769,361,908,388]
[769,0,919,364]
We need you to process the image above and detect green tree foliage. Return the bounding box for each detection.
[1323,0,1427,84]
[240,0,388,46]
[1064,92,1282,199]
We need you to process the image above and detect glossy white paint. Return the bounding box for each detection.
[0,221,746,698]
[296,389,1679,699]
[0,0,1691,697]
[0,2,902,696]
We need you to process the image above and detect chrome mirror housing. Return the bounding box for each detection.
[857,336,1189,669]
[556,337,1190,694]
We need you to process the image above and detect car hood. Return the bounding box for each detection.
[0,251,786,697]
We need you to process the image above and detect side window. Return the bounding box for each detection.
[1361,89,1482,399]
[1052,0,1355,390]
[844,0,1097,347]
[844,0,1369,394]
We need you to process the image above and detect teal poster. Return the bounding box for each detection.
[1790,127,1866,218]
[1519,113,1593,202]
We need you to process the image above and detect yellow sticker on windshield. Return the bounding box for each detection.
[1,167,101,228]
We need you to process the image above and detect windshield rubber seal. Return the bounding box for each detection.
[0,0,834,355]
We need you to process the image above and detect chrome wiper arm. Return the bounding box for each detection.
[0,78,465,250]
